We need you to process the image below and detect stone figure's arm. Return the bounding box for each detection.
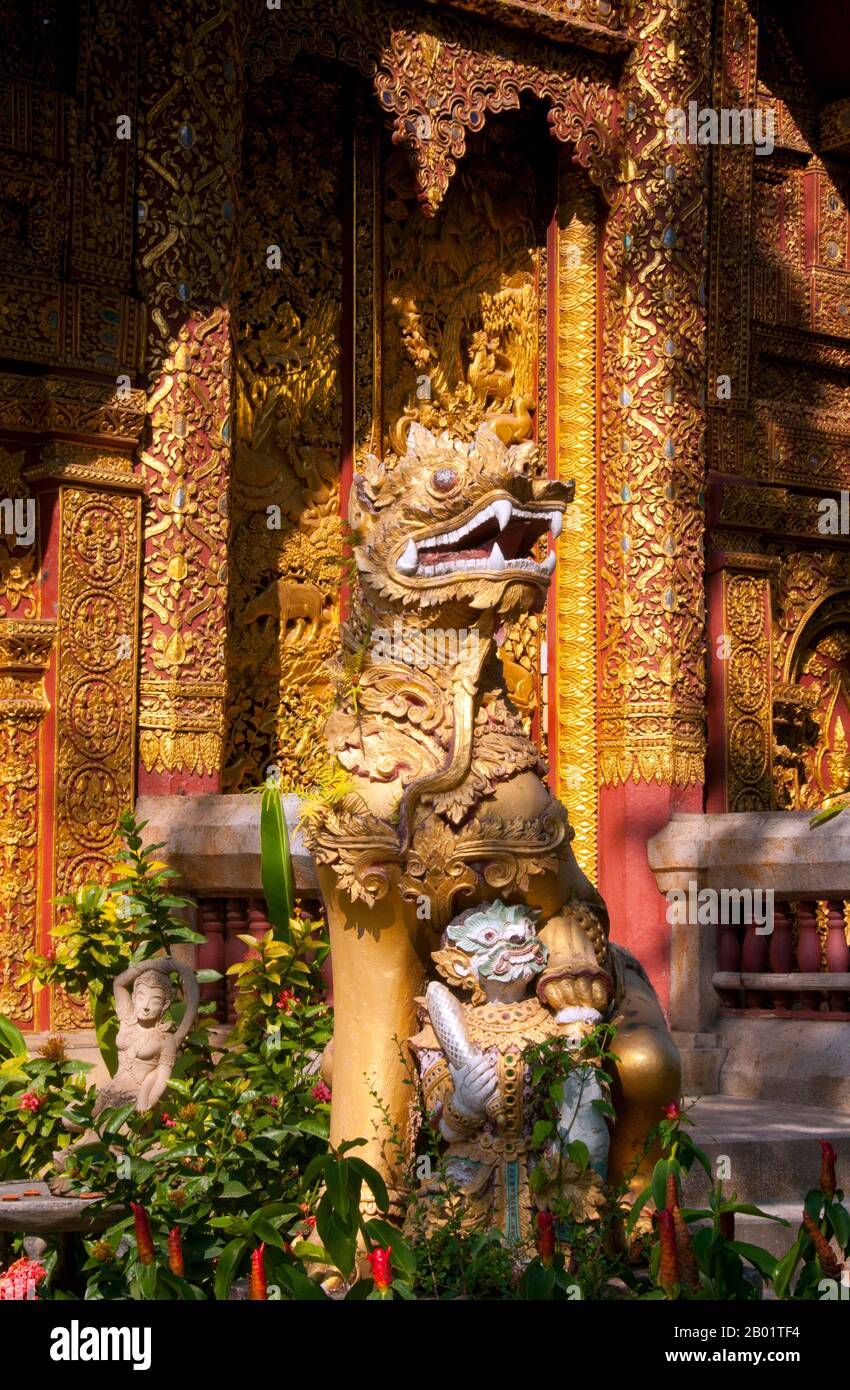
[167,958,200,1047]
[552,1063,610,1179]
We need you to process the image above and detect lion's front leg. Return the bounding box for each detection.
[317,868,428,1197]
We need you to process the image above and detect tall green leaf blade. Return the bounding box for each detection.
[260,782,294,938]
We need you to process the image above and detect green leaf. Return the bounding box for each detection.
[261,782,295,938]
[651,1158,670,1213]
[566,1139,589,1172]
[624,1185,652,1239]
[135,1261,158,1301]
[92,993,118,1077]
[348,1157,389,1214]
[0,1015,26,1059]
[250,1219,287,1250]
[195,969,223,984]
[827,1200,850,1249]
[219,1180,251,1199]
[316,1198,356,1279]
[214,1237,246,1301]
[772,1236,803,1300]
[730,1241,778,1280]
[323,1157,351,1220]
[810,802,848,828]
[532,1120,554,1146]
[364,1219,417,1276]
[726,1202,790,1224]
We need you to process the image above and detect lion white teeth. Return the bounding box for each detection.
[488,541,507,571]
[397,538,419,574]
[542,551,557,575]
[550,511,563,539]
[492,499,512,531]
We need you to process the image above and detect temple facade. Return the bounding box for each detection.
[2,0,850,1112]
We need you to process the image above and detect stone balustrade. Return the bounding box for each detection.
[648,812,850,1108]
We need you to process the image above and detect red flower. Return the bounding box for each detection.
[160,1111,176,1128]
[19,1092,41,1113]
[367,1246,392,1292]
[0,1257,46,1301]
[311,1081,331,1103]
[657,1208,679,1292]
[276,988,294,1012]
[664,1101,681,1122]
[131,1201,155,1266]
[167,1228,184,1278]
[819,1139,838,1199]
[250,1243,267,1300]
[536,1210,556,1266]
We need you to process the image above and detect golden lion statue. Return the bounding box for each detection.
[304,422,679,1211]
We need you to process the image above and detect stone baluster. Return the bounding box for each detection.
[717,919,742,1007]
[197,898,227,1022]
[741,913,769,1010]
[825,901,850,1013]
[795,901,821,1010]
[225,899,249,1025]
[769,902,795,1013]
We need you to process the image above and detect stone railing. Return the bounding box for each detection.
[648,812,850,1107]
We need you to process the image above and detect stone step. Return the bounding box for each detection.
[677,1096,846,1260]
[681,1096,850,1206]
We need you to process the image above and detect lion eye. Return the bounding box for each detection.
[431,467,459,493]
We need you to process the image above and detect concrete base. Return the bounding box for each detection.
[716,1017,850,1113]
[673,1030,727,1094]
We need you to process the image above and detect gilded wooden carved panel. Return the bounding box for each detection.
[724,569,773,811]
[222,70,345,795]
[52,478,141,1028]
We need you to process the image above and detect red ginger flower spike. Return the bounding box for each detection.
[167,1228,184,1278]
[367,1246,392,1292]
[819,1139,838,1199]
[131,1201,155,1266]
[672,1206,700,1291]
[664,1168,679,1212]
[803,1212,842,1278]
[536,1210,556,1267]
[664,1100,681,1122]
[718,1210,735,1241]
[250,1243,267,1300]
[657,1208,679,1292]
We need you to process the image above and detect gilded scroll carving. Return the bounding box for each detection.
[597,0,711,786]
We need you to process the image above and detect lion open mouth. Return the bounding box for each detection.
[396,499,563,579]
[491,941,545,976]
